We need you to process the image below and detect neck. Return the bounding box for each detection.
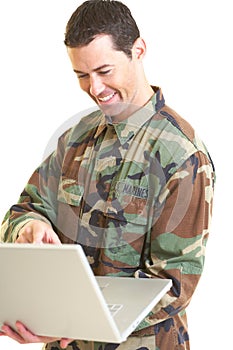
[110,85,155,123]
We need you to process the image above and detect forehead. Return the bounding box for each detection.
[67,34,128,72]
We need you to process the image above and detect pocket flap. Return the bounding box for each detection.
[58,177,84,206]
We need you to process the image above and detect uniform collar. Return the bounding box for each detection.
[94,86,165,144]
[107,86,165,145]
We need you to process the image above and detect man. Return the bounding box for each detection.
[0,0,215,349]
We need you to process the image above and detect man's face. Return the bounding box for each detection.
[67,34,146,121]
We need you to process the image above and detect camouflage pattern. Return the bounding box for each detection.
[0,87,215,350]
[43,335,156,350]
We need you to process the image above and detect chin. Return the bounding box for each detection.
[99,102,128,119]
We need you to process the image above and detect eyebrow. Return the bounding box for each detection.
[73,64,113,74]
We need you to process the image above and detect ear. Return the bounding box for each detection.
[132,37,146,60]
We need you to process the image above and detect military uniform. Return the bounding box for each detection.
[1,87,215,349]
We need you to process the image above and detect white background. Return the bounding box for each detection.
[0,1,231,349]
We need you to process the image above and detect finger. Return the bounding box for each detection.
[30,224,61,245]
[16,236,31,243]
[29,226,47,244]
[15,321,42,342]
[18,223,46,244]
[16,226,33,243]
[1,324,27,344]
[60,338,74,349]
[33,230,61,245]
[15,321,60,344]
[46,230,62,245]
[32,230,48,244]
[0,325,6,335]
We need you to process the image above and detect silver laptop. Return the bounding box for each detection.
[0,243,172,343]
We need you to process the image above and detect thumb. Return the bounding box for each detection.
[60,338,73,349]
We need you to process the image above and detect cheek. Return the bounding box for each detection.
[121,66,137,89]
[120,76,136,98]
[111,73,134,95]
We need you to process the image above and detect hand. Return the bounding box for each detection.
[1,321,73,349]
[16,220,61,244]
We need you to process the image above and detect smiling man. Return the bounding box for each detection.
[68,34,153,120]
[0,1,215,350]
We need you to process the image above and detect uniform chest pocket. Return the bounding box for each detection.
[101,181,151,272]
[112,180,150,225]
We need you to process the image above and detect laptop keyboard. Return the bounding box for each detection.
[107,304,123,316]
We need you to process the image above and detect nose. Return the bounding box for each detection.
[89,74,105,97]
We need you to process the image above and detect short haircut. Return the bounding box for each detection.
[64,0,140,58]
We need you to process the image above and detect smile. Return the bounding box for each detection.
[98,92,116,102]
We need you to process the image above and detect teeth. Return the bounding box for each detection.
[98,93,115,102]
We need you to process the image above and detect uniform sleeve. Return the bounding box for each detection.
[0,131,68,243]
[134,150,215,330]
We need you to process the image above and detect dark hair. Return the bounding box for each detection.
[64,0,140,58]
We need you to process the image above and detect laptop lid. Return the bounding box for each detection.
[0,243,172,343]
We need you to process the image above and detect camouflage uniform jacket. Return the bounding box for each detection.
[1,86,215,349]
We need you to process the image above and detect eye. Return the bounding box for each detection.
[99,69,112,75]
[77,73,89,79]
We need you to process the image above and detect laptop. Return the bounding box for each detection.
[0,243,172,343]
